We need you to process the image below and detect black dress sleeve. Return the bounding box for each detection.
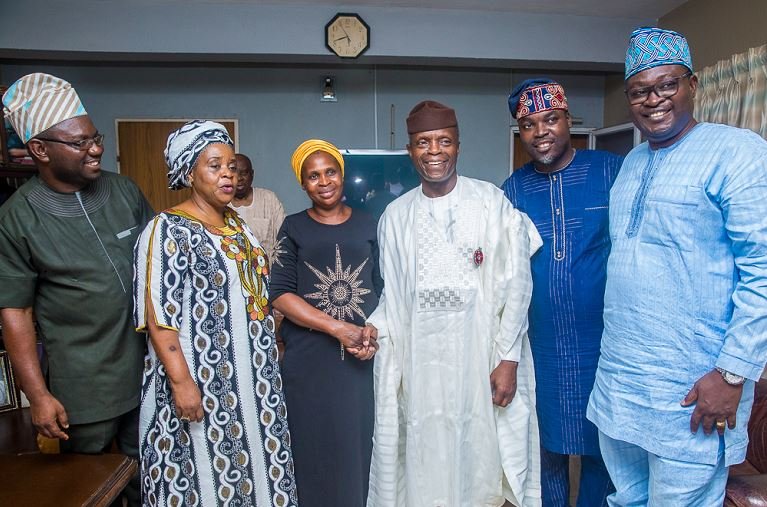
[269,215,299,302]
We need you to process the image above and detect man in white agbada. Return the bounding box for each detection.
[367,100,542,507]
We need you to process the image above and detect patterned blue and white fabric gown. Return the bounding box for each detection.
[134,208,298,507]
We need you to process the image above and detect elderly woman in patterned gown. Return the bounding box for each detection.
[133,120,298,506]
[269,140,382,507]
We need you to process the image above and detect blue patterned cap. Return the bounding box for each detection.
[625,27,692,80]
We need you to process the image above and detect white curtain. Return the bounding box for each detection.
[694,44,767,139]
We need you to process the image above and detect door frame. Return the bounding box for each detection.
[114,118,240,173]
[588,121,642,150]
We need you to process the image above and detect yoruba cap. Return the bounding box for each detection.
[508,78,568,119]
[2,73,87,143]
[406,100,458,135]
[164,120,234,190]
[625,27,693,80]
[290,139,345,184]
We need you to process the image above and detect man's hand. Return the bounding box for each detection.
[171,377,204,423]
[1,307,67,437]
[681,369,744,435]
[29,392,69,440]
[491,360,518,407]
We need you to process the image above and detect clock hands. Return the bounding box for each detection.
[334,26,352,45]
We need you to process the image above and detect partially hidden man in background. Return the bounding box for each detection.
[587,27,767,505]
[0,73,153,506]
[503,79,622,506]
[230,152,285,265]
[367,100,542,506]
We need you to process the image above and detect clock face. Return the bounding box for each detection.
[325,13,370,59]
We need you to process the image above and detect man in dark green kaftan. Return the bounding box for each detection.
[0,73,152,506]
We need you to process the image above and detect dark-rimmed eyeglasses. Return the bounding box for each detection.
[625,72,692,105]
[35,133,105,151]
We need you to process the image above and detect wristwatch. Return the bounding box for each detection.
[716,367,746,386]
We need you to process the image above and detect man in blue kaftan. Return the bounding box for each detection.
[502,79,622,507]
[587,27,767,505]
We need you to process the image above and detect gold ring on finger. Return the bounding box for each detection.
[716,420,726,429]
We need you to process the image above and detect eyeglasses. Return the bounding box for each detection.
[35,133,105,151]
[625,72,692,105]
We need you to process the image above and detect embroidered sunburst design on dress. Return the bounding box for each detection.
[304,244,371,320]
[272,236,288,268]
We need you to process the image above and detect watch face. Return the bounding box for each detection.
[325,13,370,59]
[718,367,746,385]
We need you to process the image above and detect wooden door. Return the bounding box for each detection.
[117,120,236,212]
[512,132,589,170]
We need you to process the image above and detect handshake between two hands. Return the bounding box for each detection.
[337,322,379,361]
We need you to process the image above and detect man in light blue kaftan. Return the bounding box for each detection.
[503,79,622,507]
[587,27,767,505]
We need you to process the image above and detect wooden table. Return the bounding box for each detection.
[0,453,137,507]
[0,407,37,454]
[0,408,138,506]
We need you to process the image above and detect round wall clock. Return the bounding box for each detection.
[325,13,370,59]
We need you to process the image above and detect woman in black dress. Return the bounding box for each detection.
[270,139,382,507]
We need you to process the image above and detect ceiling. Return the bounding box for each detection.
[230,0,689,19]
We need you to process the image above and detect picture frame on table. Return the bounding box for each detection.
[0,350,20,413]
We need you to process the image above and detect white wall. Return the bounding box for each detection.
[1,63,605,212]
[0,1,631,211]
[0,1,650,70]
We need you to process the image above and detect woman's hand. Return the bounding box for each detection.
[333,321,367,350]
[272,294,379,360]
[345,324,379,361]
[146,306,203,423]
[171,377,204,423]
